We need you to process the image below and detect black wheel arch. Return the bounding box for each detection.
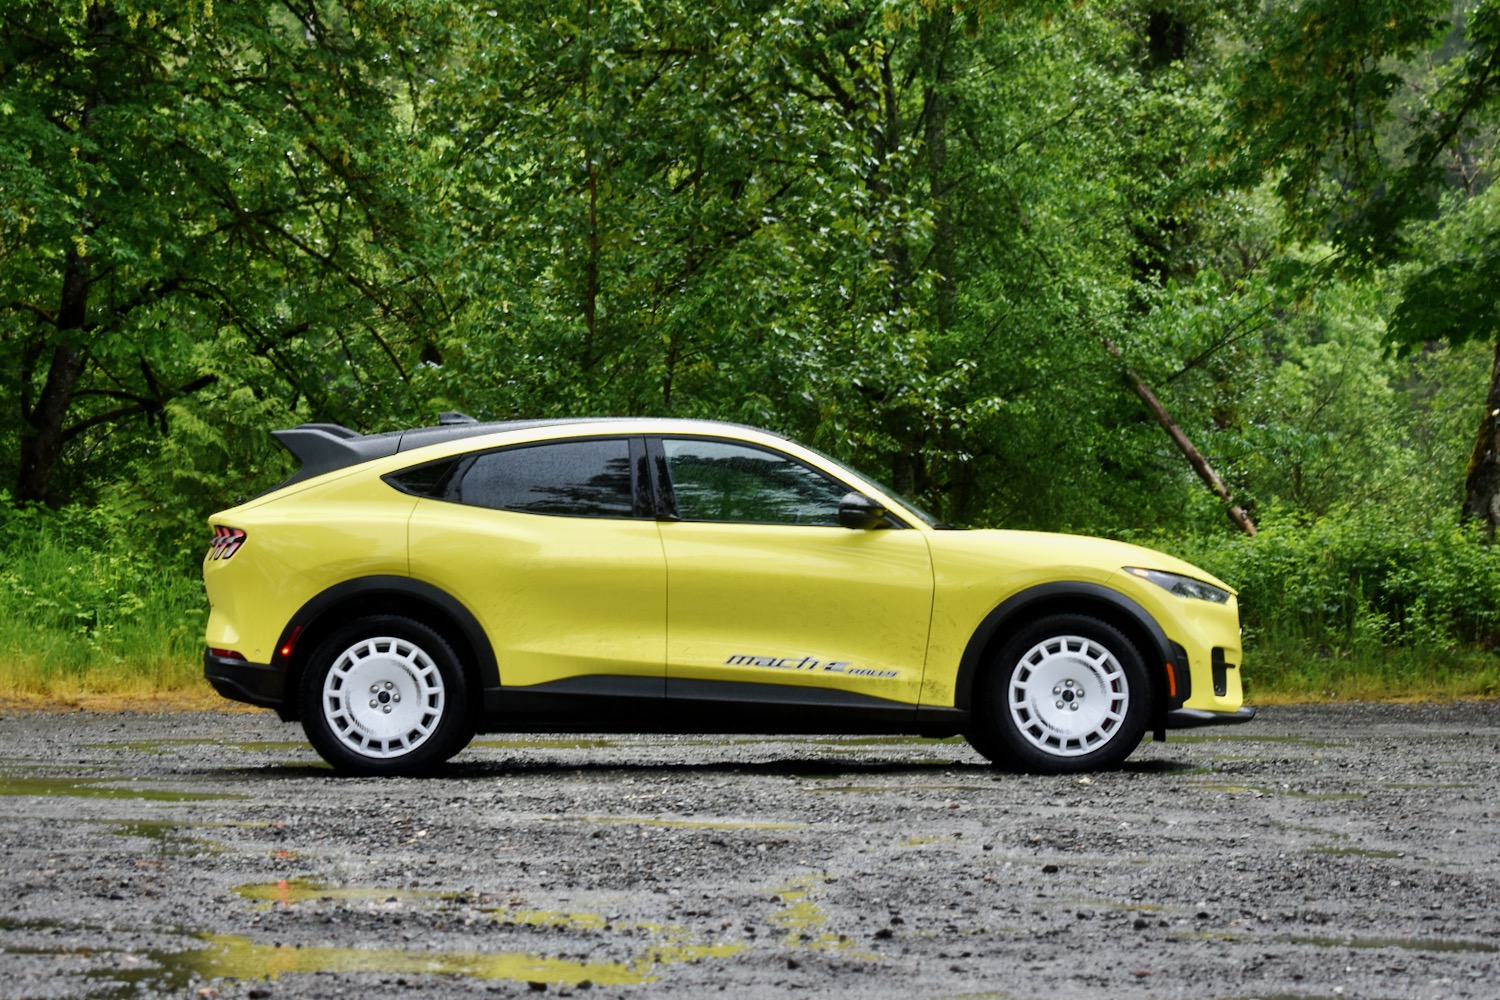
[270,576,497,723]
[955,582,1184,735]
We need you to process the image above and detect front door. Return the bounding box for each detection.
[655,437,934,711]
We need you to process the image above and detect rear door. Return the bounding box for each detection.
[654,436,934,711]
[404,436,666,692]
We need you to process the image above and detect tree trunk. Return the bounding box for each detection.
[921,8,956,332]
[16,251,90,504]
[1462,338,1500,540]
[1104,339,1257,536]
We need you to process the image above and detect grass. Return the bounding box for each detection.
[0,502,208,709]
[2,636,1496,711]
[1239,638,1500,705]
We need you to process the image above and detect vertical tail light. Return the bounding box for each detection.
[208,526,247,560]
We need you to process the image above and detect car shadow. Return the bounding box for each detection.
[215,755,1202,780]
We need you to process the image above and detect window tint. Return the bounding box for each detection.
[662,439,847,525]
[384,458,464,499]
[457,439,636,518]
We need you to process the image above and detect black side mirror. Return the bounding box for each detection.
[838,492,891,530]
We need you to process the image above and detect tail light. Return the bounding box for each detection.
[208,526,246,560]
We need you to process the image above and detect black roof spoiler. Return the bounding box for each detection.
[264,413,613,493]
[270,423,402,487]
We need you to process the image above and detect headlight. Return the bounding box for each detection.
[1125,567,1231,604]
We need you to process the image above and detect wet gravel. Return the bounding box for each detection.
[1,702,1498,999]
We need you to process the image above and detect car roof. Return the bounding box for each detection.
[269,414,781,490]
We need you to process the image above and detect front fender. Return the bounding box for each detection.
[953,582,1182,717]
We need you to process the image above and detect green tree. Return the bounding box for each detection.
[1224,0,1500,533]
[0,0,446,504]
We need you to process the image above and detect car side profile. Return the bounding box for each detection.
[202,416,1253,776]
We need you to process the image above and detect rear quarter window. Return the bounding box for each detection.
[389,438,641,519]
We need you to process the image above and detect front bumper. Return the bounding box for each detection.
[1166,706,1257,729]
[204,650,286,710]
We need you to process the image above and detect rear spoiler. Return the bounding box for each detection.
[268,413,478,491]
[263,413,613,494]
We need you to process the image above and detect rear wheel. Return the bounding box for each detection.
[966,614,1151,774]
[299,616,472,776]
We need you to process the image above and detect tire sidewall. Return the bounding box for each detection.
[974,614,1152,774]
[299,615,470,776]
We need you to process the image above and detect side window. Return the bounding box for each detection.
[661,439,848,526]
[456,438,638,518]
[384,458,464,500]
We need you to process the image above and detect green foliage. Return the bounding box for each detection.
[1222,0,1453,258]
[1129,508,1500,700]
[0,493,205,693]
[2,0,1499,701]
[0,0,453,503]
[1160,510,1500,686]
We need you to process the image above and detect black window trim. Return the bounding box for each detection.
[383,434,652,520]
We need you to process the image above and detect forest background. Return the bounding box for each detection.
[4,0,1500,704]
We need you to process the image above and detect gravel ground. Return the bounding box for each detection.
[1,702,1497,1000]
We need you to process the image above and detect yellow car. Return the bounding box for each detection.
[203,416,1252,776]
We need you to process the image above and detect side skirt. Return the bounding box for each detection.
[480,676,967,737]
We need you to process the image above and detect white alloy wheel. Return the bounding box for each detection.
[320,635,446,760]
[1006,633,1129,758]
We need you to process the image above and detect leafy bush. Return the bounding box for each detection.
[0,493,206,697]
[1151,510,1500,700]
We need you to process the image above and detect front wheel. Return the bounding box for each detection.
[966,614,1152,774]
[299,616,472,776]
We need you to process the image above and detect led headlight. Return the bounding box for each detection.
[1125,567,1231,604]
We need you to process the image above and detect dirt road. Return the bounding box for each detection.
[1,702,1497,999]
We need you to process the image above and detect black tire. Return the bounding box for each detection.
[299,616,473,776]
[966,614,1152,774]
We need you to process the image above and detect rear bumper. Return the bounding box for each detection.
[1166,706,1257,729]
[204,650,286,711]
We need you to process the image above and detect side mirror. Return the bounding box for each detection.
[838,492,891,530]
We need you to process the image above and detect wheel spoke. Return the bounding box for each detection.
[1006,633,1131,759]
[320,634,446,760]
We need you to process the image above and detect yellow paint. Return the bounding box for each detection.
[205,417,1246,724]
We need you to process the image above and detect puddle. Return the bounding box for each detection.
[487,906,610,931]
[33,874,878,995]
[78,880,816,993]
[768,876,874,957]
[805,782,990,794]
[1309,845,1405,859]
[815,736,967,747]
[1170,734,1344,749]
[470,738,625,750]
[801,746,967,763]
[112,821,224,858]
[85,739,308,754]
[1286,934,1497,954]
[234,878,452,907]
[1384,783,1476,791]
[87,932,745,993]
[0,776,237,802]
